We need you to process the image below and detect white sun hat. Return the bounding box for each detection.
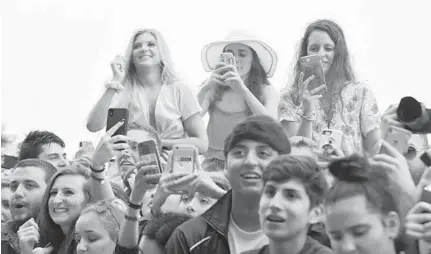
[201,30,278,78]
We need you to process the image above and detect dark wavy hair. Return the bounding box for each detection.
[325,154,407,253]
[38,164,93,254]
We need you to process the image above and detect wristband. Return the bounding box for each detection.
[90,165,105,173]
[91,175,106,184]
[125,215,138,222]
[128,201,143,210]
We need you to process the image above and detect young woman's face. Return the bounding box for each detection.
[48,175,87,229]
[75,212,116,254]
[179,192,217,217]
[224,43,253,78]
[325,195,398,254]
[306,30,335,75]
[132,32,161,68]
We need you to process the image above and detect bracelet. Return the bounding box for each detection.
[299,112,317,121]
[91,175,106,184]
[124,215,138,222]
[128,201,143,210]
[90,165,105,173]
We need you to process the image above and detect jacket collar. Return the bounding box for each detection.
[201,190,233,237]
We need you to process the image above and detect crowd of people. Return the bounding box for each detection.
[2,18,431,254]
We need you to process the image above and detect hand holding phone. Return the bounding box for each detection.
[106,108,129,140]
[299,54,327,93]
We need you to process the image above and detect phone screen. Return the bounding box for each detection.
[172,155,194,174]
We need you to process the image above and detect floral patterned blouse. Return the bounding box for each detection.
[278,81,381,155]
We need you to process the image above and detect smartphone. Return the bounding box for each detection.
[171,144,196,174]
[421,184,431,204]
[298,54,327,99]
[319,129,343,156]
[106,108,129,138]
[138,140,162,173]
[1,155,18,169]
[220,52,236,67]
[420,152,431,167]
[384,126,412,154]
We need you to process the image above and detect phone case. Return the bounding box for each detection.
[420,152,431,167]
[138,140,162,173]
[106,108,129,137]
[299,54,327,92]
[171,144,195,174]
[220,53,236,67]
[384,126,412,154]
[421,185,431,204]
[319,129,343,151]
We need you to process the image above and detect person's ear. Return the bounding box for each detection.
[383,211,401,239]
[308,204,324,224]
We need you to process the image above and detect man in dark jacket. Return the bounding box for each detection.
[1,159,57,254]
[165,115,291,254]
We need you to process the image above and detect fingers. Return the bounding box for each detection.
[310,84,326,95]
[135,164,160,175]
[105,120,125,137]
[221,71,238,80]
[299,72,304,86]
[167,174,198,189]
[302,74,315,87]
[162,172,190,182]
[409,202,431,215]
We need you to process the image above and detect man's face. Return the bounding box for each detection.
[38,143,68,169]
[115,129,157,177]
[225,139,279,196]
[9,166,47,223]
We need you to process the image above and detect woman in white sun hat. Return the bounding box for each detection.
[198,30,280,171]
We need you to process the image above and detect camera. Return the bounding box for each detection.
[397,96,431,134]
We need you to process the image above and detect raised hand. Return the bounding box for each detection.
[91,121,129,169]
[18,218,40,254]
[110,55,126,83]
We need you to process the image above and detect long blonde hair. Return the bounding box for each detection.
[118,29,180,108]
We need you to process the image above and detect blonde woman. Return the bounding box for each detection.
[86,29,208,153]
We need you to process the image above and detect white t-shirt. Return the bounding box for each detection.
[228,214,269,254]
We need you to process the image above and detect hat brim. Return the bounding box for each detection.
[201,39,278,78]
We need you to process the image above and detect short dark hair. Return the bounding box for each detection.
[13,159,58,183]
[19,130,65,161]
[224,115,291,157]
[143,212,192,246]
[263,155,328,208]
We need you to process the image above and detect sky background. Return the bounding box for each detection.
[2,0,431,157]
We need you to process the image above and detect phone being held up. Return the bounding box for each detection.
[171,144,196,174]
[106,108,129,143]
[298,54,327,102]
[138,140,163,173]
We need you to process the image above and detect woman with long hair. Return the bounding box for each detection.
[198,31,280,171]
[278,20,380,155]
[37,164,94,254]
[86,29,208,154]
